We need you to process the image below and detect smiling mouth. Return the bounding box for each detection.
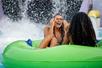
[56,22,62,28]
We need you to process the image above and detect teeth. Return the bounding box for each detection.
[57,24,61,28]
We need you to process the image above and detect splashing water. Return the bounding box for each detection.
[19,0,29,18]
[1,0,83,22]
[52,0,67,18]
[0,17,45,53]
[0,0,83,49]
[0,0,83,67]
[0,16,45,67]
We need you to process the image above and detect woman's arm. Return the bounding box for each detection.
[50,18,55,37]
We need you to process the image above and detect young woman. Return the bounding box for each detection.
[69,12,96,46]
[39,15,70,48]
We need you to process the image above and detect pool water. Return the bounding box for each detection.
[99,29,102,37]
[0,63,4,68]
[0,53,4,68]
[97,28,102,40]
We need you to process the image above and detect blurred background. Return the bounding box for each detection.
[0,0,102,68]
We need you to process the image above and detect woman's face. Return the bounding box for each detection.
[54,15,63,28]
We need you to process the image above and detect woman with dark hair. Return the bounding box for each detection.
[69,12,96,46]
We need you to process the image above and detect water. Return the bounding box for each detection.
[0,63,4,68]
[0,0,69,68]
[0,0,102,68]
[0,52,4,68]
[0,17,45,68]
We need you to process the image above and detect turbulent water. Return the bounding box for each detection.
[0,0,102,68]
[0,17,45,68]
[0,1,83,67]
[0,0,83,53]
[1,0,82,22]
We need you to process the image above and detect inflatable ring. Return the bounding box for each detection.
[3,40,102,68]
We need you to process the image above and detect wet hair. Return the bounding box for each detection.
[54,13,63,18]
[69,12,96,46]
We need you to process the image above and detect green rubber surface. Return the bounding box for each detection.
[2,40,102,68]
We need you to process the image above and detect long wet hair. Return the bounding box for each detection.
[69,12,96,46]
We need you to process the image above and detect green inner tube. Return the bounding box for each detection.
[2,40,102,68]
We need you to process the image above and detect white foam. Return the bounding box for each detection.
[0,17,44,53]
